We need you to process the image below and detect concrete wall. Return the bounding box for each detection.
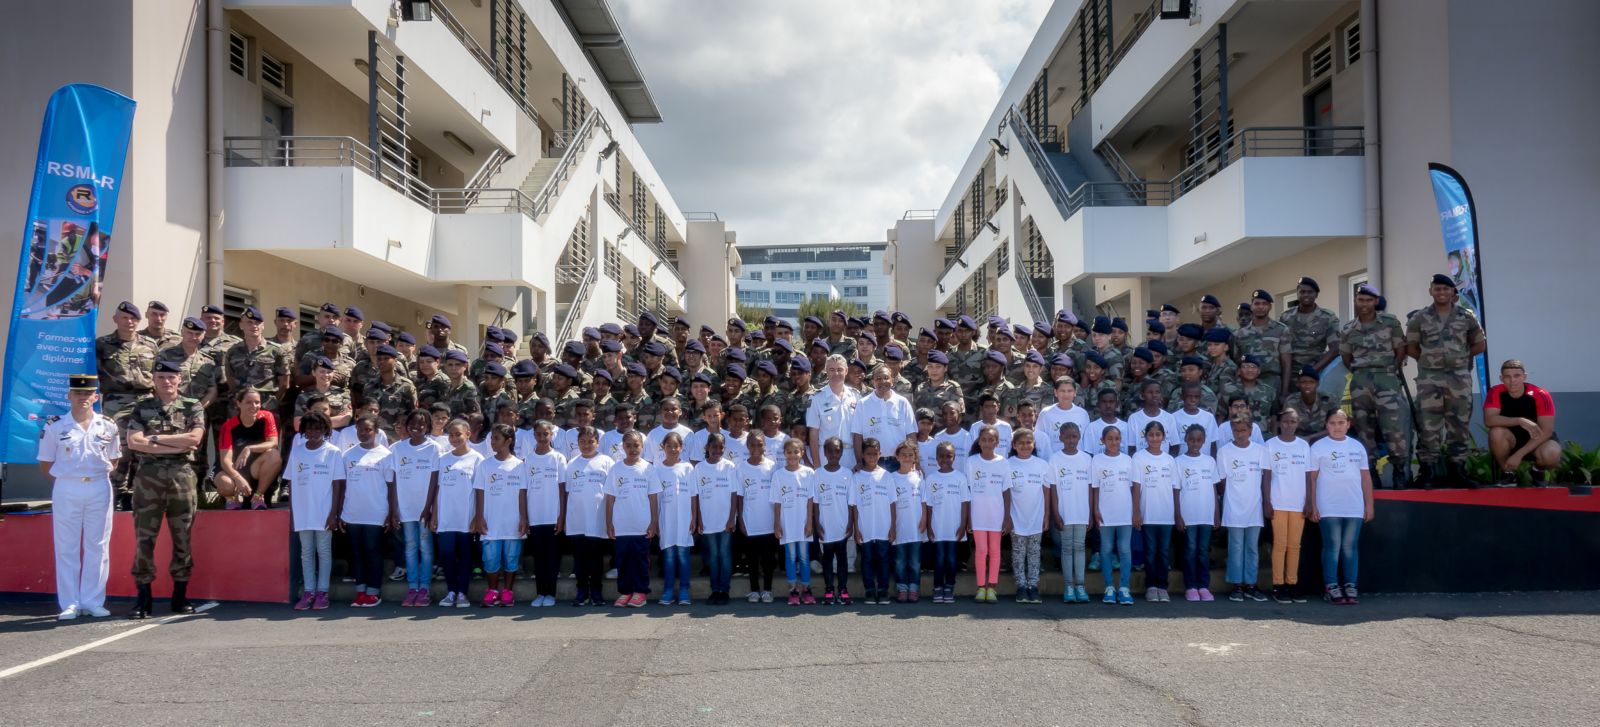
[1168,236,1366,319]
[888,218,939,328]
[224,251,456,340]
[683,219,737,327]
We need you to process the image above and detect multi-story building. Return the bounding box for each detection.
[0,0,739,355]
[899,0,1598,441]
[736,243,891,322]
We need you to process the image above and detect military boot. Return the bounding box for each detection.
[1415,461,1435,490]
[128,584,153,620]
[1390,461,1411,490]
[170,581,196,614]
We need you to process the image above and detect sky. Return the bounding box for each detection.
[613,0,1054,246]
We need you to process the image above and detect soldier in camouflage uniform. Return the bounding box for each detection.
[435,350,482,419]
[123,359,205,618]
[294,303,342,363]
[1231,356,1280,429]
[1234,290,1294,395]
[138,300,181,351]
[1085,317,1125,383]
[879,344,916,398]
[588,369,620,431]
[1282,366,1337,443]
[1406,274,1487,486]
[1077,351,1119,411]
[157,317,219,409]
[425,313,470,357]
[1202,328,1240,395]
[223,307,291,413]
[819,311,856,362]
[1005,350,1054,420]
[411,345,449,407]
[966,350,1016,426]
[294,356,352,429]
[547,363,585,427]
[348,329,389,396]
[784,358,817,433]
[1168,361,1219,416]
[681,372,719,431]
[1168,324,1206,376]
[296,328,355,391]
[195,304,241,370]
[619,361,657,430]
[1279,277,1341,374]
[474,361,517,426]
[747,360,791,420]
[912,350,964,421]
[97,302,158,506]
[1196,294,1232,340]
[1339,285,1409,484]
[947,315,987,391]
[1119,347,1160,416]
[362,344,417,439]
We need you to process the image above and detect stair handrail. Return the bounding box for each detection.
[464,147,511,191]
[1012,229,1049,325]
[1095,141,1147,203]
[1003,105,1078,219]
[554,258,600,346]
[530,109,611,219]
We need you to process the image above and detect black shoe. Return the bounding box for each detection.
[1415,462,1436,490]
[170,581,196,614]
[1497,470,1517,487]
[1390,462,1411,490]
[1271,587,1292,604]
[1291,585,1309,603]
[128,584,153,620]
[1247,586,1268,602]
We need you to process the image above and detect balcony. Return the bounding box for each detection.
[602,192,685,295]
[222,136,551,309]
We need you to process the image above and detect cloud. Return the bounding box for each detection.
[612,0,1053,244]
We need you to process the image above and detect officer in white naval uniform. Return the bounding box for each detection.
[37,373,122,620]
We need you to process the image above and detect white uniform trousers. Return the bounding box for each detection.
[53,477,114,610]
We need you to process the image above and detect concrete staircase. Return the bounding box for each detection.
[518,157,562,199]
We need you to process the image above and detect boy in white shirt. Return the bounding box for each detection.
[966,394,1013,457]
[644,398,693,464]
[1085,389,1132,456]
[1037,377,1091,448]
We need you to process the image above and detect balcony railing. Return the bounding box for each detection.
[431,0,540,124]
[530,109,610,219]
[605,193,682,284]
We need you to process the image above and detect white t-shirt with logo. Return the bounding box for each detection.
[736,458,777,536]
[654,461,696,549]
[287,441,345,532]
[1175,452,1219,526]
[812,466,854,543]
[931,428,973,461]
[1036,403,1091,451]
[1132,449,1178,525]
[644,424,693,464]
[1049,450,1094,526]
[434,449,482,533]
[1006,456,1053,537]
[850,466,896,542]
[921,469,969,542]
[684,428,732,464]
[599,429,636,463]
[340,444,393,527]
[472,454,527,540]
[892,471,924,545]
[563,454,614,538]
[603,459,659,537]
[1091,452,1135,527]
[1266,436,1311,512]
[692,458,739,532]
[722,430,752,465]
[968,420,1013,458]
[387,438,440,523]
[1172,409,1218,453]
[964,454,1012,531]
[1127,409,1180,453]
[769,466,815,545]
[1085,418,1132,456]
[1310,436,1369,519]
[523,449,567,527]
[1216,441,1270,528]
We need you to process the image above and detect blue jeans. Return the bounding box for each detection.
[614,535,651,595]
[893,542,921,592]
[702,531,732,593]
[783,541,811,585]
[1182,525,1213,590]
[1101,525,1133,589]
[931,540,959,589]
[1142,525,1172,591]
[296,529,332,593]
[400,521,434,590]
[662,545,692,598]
[1226,526,1261,586]
[481,538,523,573]
[435,532,474,594]
[1320,517,1363,587]
[859,539,891,593]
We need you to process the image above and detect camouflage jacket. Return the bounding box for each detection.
[155,345,217,404]
[618,390,655,430]
[1004,380,1054,420]
[913,379,965,420]
[95,333,156,410]
[1075,378,1120,411]
[1404,304,1484,371]
[224,339,291,401]
[437,377,482,419]
[1279,306,1341,370]
[966,379,1015,424]
[138,327,181,352]
[125,394,205,464]
[414,370,451,409]
[293,385,351,422]
[1234,319,1292,377]
[363,375,418,435]
[1339,314,1406,373]
[1282,391,1337,439]
[478,386,518,423]
[784,385,816,431]
[1230,381,1280,428]
[1203,357,1239,396]
[1166,384,1220,418]
[199,332,242,367]
[297,350,357,389]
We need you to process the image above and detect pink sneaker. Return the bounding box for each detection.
[481,590,500,608]
[787,589,800,606]
[293,591,315,611]
[412,590,429,607]
[251,498,268,510]
[1198,588,1215,602]
[312,592,330,610]
[801,589,817,605]
[1184,588,1200,602]
[626,593,647,608]
[498,589,514,607]
[224,500,242,510]
[400,589,417,607]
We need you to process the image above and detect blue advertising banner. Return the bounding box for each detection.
[0,84,136,463]
[1427,162,1488,393]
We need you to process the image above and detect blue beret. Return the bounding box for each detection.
[1430,273,1455,288]
[1056,309,1078,325]
[957,315,977,330]
[934,318,955,330]
[510,360,539,378]
[592,368,614,383]
[242,306,264,322]
[396,331,415,345]
[444,350,469,363]
[658,366,683,382]
[369,321,392,333]
[275,306,295,319]
[1177,323,1204,340]
[690,371,713,385]
[1084,351,1109,369]
[623,324,640,337]
[320,302,340,315]
[483,325,504,342]
[848,317,866,328]
[181,316,204,331]
[725,363,747,380]
[763,315,780,326]
[1051,354,1075,368]
[686,339,706,354]
[599,322,623,336]
[531,332,550,348]
[1199,294,1221,307]
[1074,319,1090,333]
[673,317,692,329]
[848,359,869,372]
[699,324,716,337]
[790,357,812,372]
[809,338,831,352]
[1147,340,1169,355]
[1024,350,1046,366]
[726,317,747,333]
[1034,321,1052,336]
[1252,289,1273,303]
[1241,355,1264,367]
[1298,276,1321,292]
[1297,366,1321,380]
[774,318,795,332]
[313,356,334,371]
[771,338,793,353]
[987,315,1006,328]
[874,310,892,324]
[1180,356,1207,368]
[804,315,823,328]
[983,350,1008,366]
[1147,320,1166,334]
[563,340,586,357]
[430,314,452,328]
[342,306,363,320]
[116,300,141,318]
[883,344,906,361]
[641,341,668,356]
[375,344,400,358]
[892,312,911,326]
[1202,328,1231,343]
[1355,284,1380,298]
[640,310,662,328]
[1091,316,1112,335]
[918,328,937,341]
[599,339,623,353]
[417,345,440,359]
[927,350,950,365]
[1161,303,1180,314]
[1012,324,1031,338]
[582,326,601,341]
[856,330,877,345]
[1132,347,1153,363]
[1111,317,1128,332]
[830,309,848,321]
[365,329,390,342]
[755,360,779,377]
[726,348,747,362]
[153,358,183,374]
[625,362,647,377]
[551,363,577,380]
[482,361,507,378]
[992,326,1013,340]
[481,342,503,356]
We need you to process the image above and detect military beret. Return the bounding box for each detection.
[1148,340,1169,356]
[1091,316,1112,335]
[809,338,831,353]
[275,306,295,319]
[599,322,623,336]
[320,302,340,315]
[625,362,647,377]
[775,319,794,332]
[883,344,906,361]
[369,321,392,334]
[1241,355,1263,368]
[365,329,390,342]
[443,350,469,364]
[623,324,640,337]
[562,341,586,357]
[1180,356,1207,368]
[202,304,225,316]
[1111,317,1129,332]
[1051,354,1075,368]
[1145,308,1159,320]
[581,327,601,341]
[321,326,345,340]
[1177,323,1204,340]
[1024,350,1047,367]
[1132,347,1153,364]
[672,317,692,330]
[790,356,813,373]
[1430,273,1456,288]
[1034,321,1052,336]
[710,334,728,346]
[700,324,717,337]
[510,360,539,378]
[848,317,866,328]
[829,310,847,321]
[689,371,713,386]
[592,368,614,383]
[599,339,623,353]
[313,356,335,371]
[640,310,662,328]
[1074,319,1090,333]
[1056,309,1078,325]
[725,364,747,380]
[983,350,1008,366]
[550,363,577,380]
[482,361,507,378]
[987,315,1007,329]
[748,330,766,341]
[763,315,780,327]
[1147,320,1166,334]
[992,327,1013,341]
[1161,303,1180,314]
[1084,351,1109,369]
[804,315,824,329]
[396,331,415,345]
[685,339,707,354]
[483,326,505,342]
[755,360,779,377]
[501,328,518,345]
[531,332,550,348]
[417,345,440,359]
[1297,276,1321,292]
[1376,296,1388,312]
[116,300,141,319]
[1355,284,1380,298]
[934,318,955,330]
[481,342,503,357]
[957,315,977,331]
[927,350,950,365]
[892,312,911,326]
[1013,324,1031,338]
[429,314,452,328]
[1298,366,1321,380]
[343,306,363,320]
[153,358,183,374]
[1202,328,1231,343]
[640,341,668,357]
[873,310,892,324]
[1199,294,1221,307]
[772,338,794,353]
[1238,303,1251,313]
[658,366,684,383]
[847,359,869,372]
[856,330,877,345]
[1252,289,1273,303]
[727,317,747,332]
[181,316,204,332]
[918,328,937,342]
[375,344,400,358]
[725,348,748,362]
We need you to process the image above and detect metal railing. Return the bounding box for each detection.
[1106,0,1161,71]
[1170,125,1364,193]
[1013,234,1049,324]
[432,0,540,124]
[1096,140,1146,200]
[684,211,721,221]
[901,209,937,220]
[529,109,610,219]
[605,194,682,285]
[464,147,511,190]
[554,260,599,346]
[432,187,537,217]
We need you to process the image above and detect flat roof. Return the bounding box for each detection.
[554,0,663,124]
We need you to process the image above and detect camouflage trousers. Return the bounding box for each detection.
[1415,367,1472,464]
[131,461,198,585]
[1349,369,1409,462]
[103,395,140,495]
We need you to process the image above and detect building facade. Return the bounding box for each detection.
[736,242,891,322]
[903,0,1599,443]
[0,0,738,358]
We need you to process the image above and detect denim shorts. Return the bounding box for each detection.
[481,538,524,573]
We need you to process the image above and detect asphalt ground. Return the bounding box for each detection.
[0,591,1596,726]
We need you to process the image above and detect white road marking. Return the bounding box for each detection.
[0,602,217,680]
[1186,642,1245,655]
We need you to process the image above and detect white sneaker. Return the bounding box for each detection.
[746,591,762,603]
[605,568,618,580]
[439,592,457,607]
[759,591,774,603]
[542,595,556,607]
[86,606,111,618]
[388,566,407,582]
[57,606,79,621]
[454,592,471,608]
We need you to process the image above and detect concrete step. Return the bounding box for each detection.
[518,158,562,195]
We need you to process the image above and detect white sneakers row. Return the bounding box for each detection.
[57,605,112,620]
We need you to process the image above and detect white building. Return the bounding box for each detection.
[0,0,740,355]
[736,243,891,322]
[899,0,1600,443]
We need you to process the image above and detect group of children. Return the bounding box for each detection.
[282,375,1375,610]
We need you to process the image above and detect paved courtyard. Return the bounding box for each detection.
[1,591,1596,725]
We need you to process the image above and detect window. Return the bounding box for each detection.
[745,271,762,282]
[775,292,804,305]
[1343,20,1361,68]
[228,32,249,78]
[841,286,868,298]
[770,270,799,282]
[298,304,320,333]
[1306,38,1333,83]
[809,293,832,303]
[221,284,257,336]
[806,269,836,281]
[260,51,289,95]
[843,268,868,280]
[737,290,771,305]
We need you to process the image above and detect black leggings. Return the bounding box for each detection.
[746,533,778,592]
[574,536,607,597]
[819,538,849,591]
[528,525,559,596]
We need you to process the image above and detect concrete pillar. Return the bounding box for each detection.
[456,284,481,353]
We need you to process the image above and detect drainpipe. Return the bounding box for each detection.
[1361,0,1383,289]
[206,0,225,305]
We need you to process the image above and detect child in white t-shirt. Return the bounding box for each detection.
[1307,410,1373,605]
[964,425,1012,603]
[691,431,739,604]
[771,438,817,606]
[1132,421,1179,603]
[563,427,613,606]
[470,423,528,608]
[922,441,969,604]
[812,437,856,605]
[653,432,696,605]
[1007,429,1053,604]
[1049,422,1093,604]
[388,410,441,608]
[1091,425,1136,606]
[931,401,973,461]
[1216,417,1271,602]
[737,431,778,603]
[1174,423,1220,602]
[604,430,659,608]
[1265,409,1311,604]
[967,395,1013,456]
[914,408,941,474]
[1127,380,1180,455]
[1086,389,1132,456]
[522,420,568,608]
[339,414,395,607]
[286,412,344,612]
[849,438,896,605]
[889,440,926,602]
[424,418,482,608]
